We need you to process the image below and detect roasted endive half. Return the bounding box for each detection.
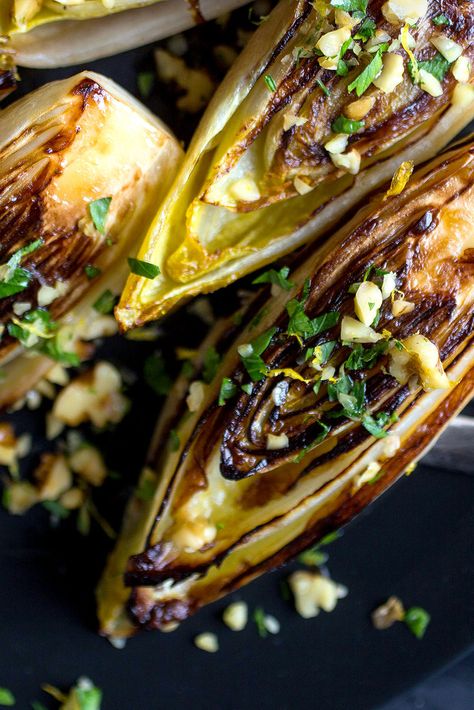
[0,71,182,410]
[6,0,250,68]
[117,0,474,330]
[98,136,474,638]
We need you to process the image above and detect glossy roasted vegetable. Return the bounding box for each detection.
[0,71,182,410]
[98,136,474,638]
[7,0,250,68]
[117,0,474,330]
[0,53,17,100]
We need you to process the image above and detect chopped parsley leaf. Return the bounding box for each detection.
[136,478,155,502]
[31,702,48,710]
[264,74,276,92]
[93,289,116,315]
[253,607,268,638]
[88,197,112,234]
[239,327,277,381]
[404,607,431,639]
[331,115,365,134]
[202,346,221,383]
[39,337,80,367]
[330,0,368,12]
[298,529,341,566]
[128,257,160,279]
[432,14,450,26]
[252,266,294,291]
[241,383,253,395]
[418,52,451,82]
[75,682,103,710]
[168,429,180,451]
[0,238,44,299]
[344,341,389,371]
[84,264,101,280]
[218,377,237,405]
[316,78,330,97]
[137,71,154,98]
[348,47,385,97]
[144,354,172,396]
[354,17,377,41]
[293,421,330,463]
[0,688,14,706]
[336,60,349,76]
[42,499,70,519]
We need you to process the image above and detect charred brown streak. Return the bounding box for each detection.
[128,589,195,629]
[186,0,204,24]
[72,78,104,110]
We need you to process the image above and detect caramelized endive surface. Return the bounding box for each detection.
[117,0,474,329]
[97,138,474,637]
[0,0,159,34]
[0,71,182,407]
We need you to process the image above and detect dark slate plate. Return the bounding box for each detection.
[1,23,473,710]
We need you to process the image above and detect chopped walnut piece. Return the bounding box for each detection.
[372,596,406,629]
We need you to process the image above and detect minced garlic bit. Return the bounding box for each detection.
[186,380,206,412]
[51,361,128,429]
[345,96,375,121]
[452,56,471,84]
[293,176,313,195]
[230,177,261,202]
[155,48,215,113]
[330,149,361,175]
[289,571,348,619]
[69,446,107,487]
[391,299,415,317]
[372,596,405,629]
[316,27,351,59]
[389,334,449,390]
[222,601,248,631]
[194,632,219,653]
[325,134,348,155]
[353,460,382,491]
[430,35,463,64]
[373,52,405,94]
[381,272,397,300]
[382,0,427,26]
[172,519,216,552]
[419,68,443,98]
[266,433,289,450]
[354,281,383,327]
[34,453,72,501]
[283,113,308,131]
[341,315,383,344]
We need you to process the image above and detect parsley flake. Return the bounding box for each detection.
[93,289,116,315]
[144,354,172,395]
[331,115,365,134]
[348,47,385,97]
[253,266,294,291]
[218,377,237,405]
[202,346,221,384]
[404,607,431,639]
[89,197,112,234]
[128,257,160,279]
[264,74,276,92]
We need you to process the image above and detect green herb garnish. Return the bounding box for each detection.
[330,0,368,12]
[344,341,389,371]
[253,607,268,638]
[0,688,14,706]
[93,289,116,314]
[75,682,103,710]
[239,327,277,381]
[136,478,155,502]
[42,500,70,519]
[316,78,330,96]
[144,353,172,395]
[418,52,451,81]
[432,14,450,26]
[348,47,385,97]
[169,429,180,451]
[404,607,431,639]
[264,74,276,92]
[218,377,237,406]
[128,257,160,279]
[202,346,221,383]
[331,115,365,134]
[84,264,102,280]
[293,421,330,463]
[89,197,112,234]
[137,71,154,98]
[354,17,377,41]
[286,285,339,342]
[298,529,341,566]
[0,238,44,299]
[39,337,81,367]
[252,266,294,291]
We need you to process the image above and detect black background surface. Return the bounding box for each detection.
[1,23,473,710]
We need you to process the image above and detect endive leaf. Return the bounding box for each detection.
[98,136,474,639]
[117,0,474,329]
[0,70,182,410]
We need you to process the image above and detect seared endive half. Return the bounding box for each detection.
[6,0,250,68]
[117,0,474,330]
[98,136,474,638]
[0,71,182,410]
